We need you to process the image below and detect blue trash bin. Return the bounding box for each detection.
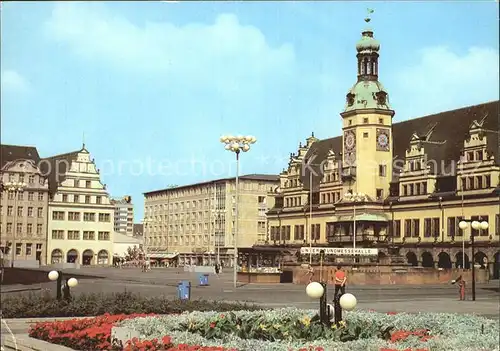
[198,273,209,286]
[177,280,191,301]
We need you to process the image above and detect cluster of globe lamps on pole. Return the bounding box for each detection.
[306,280,357,325]
[219,134,257,289]
[458,219,489,301]
[304,250,357,325]
[48,270,79,300]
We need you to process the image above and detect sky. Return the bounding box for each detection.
[2,1,499,221]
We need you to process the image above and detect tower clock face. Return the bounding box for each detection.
[376,128,390,151]
[344,131,356,151]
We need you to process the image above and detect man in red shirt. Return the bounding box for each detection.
[334,265,347,298]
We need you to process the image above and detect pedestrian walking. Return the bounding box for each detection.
[452,275,466,300]
[305,264,315,283]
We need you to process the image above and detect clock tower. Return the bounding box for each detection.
[340,10,394,200]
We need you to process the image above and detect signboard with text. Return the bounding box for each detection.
[300,247,378,256]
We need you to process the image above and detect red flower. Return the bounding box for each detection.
[210,322,216,328]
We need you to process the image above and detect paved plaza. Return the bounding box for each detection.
[3,267,499,317]
[1,267,499,348]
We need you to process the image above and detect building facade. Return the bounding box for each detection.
[0,145,49,266]
[266,18,500,278]
[143,174,279,266]
[42,144,115,266]
[113,231,143,259]
[110,195,134,236]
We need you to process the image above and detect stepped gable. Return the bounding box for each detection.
[305,101,499,182]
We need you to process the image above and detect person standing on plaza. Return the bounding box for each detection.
[214,263,220,278]
[305,264,315,283]
[334,265,347,298]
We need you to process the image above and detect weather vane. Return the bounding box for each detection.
[365,8,374,23]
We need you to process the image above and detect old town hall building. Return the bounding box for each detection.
[265,17,500,278]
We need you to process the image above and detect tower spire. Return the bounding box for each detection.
[356,8,380,82]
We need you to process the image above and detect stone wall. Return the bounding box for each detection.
[289,265,489,285]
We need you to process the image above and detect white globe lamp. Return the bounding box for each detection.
[458,221,468,230]
[480,221,489,230]
[339,293,357,311]
[67,278,78,288]
[306,282,324,299]
[48,270,59,281]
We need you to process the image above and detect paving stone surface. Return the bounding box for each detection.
[2,267,498,343]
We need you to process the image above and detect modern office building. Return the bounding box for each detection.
[42,144,115,266]
[265,17,500,278]
[0,145,49,266]
[110,195,134,236]
[143,174,279,266]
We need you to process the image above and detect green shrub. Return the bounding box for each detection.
[2,290,264,318]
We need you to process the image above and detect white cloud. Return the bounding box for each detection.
[392,46,499,118]
[43,3,297,95]
[1,70,30,93]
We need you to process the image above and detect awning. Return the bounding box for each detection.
[331,213,388,222]
[149,253,179,259]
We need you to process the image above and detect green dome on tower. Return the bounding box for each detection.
[356,29,380,52]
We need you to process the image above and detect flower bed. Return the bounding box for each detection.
[119,308,499,351]
[28,309,499,351]
[28,313,238,351]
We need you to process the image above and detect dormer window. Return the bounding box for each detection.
[468,151,474,161]
[421,182,427,194]
[346,93,355,106]
[476,176,483,189]
[476,150,483,161]
[375,91,387,105]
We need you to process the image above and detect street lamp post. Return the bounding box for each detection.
[5,181,27,268]
[48,270,78,300]
[458,219,488,301]
[220,134,257,289]
[343,192,368,249]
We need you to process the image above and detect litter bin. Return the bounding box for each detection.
[177,280,191,301]
[198,273,209,286]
